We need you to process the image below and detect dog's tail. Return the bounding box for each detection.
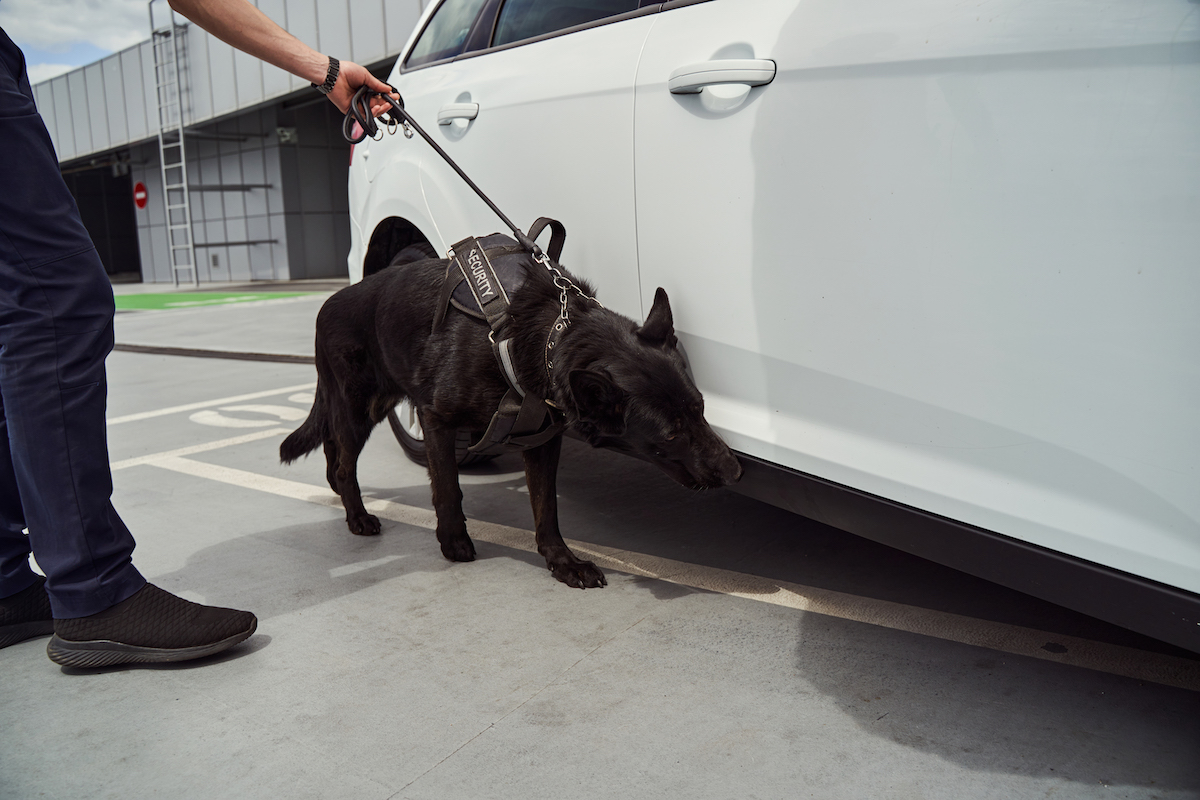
[280,385,328,464]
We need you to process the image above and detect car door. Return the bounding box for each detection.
[388,0,657,318]
[633,0,1200,593]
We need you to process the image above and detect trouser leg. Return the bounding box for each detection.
[0,389,39,601]
[0,25,144,617]
[0,262,145,618]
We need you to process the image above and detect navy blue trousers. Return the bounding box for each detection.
[0,28,145,617]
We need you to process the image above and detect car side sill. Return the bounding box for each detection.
[730,452,1200,655]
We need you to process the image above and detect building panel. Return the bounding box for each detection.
[138,40,161,135]
[120,47,149,142]
[257,0,292,98]
[205,34,239,119]
[269,213,293,278]
[284,0,319,96]
[67,71,93,156]
[103,55,129,145]
[263,141,286,216]
[220,150,248,220]
[198,155,224,222]
[50,76,75,159]
[301,212,339,278]
[224,217,252,280]
[315,1,353,66]
[200,220,228,280]
[246,216,277,279]
[348,0,386,66]
[282,212,306,276]
[83,63,111,154]
[234,48,265,109]
[152,225,172,282]
[178,27,210,124]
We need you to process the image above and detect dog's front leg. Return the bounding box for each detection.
[524,435,606,589]
[424,424,477,562]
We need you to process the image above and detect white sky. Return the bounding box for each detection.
[0,0,151,82]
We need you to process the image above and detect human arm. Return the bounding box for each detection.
[166,0,396,115]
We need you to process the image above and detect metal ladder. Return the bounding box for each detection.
[149,0,198,286]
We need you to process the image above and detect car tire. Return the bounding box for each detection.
[387,397,497,467]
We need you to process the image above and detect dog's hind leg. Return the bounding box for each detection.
[423,423,476,562]
[322,439,340,493]
[523,435,606,589]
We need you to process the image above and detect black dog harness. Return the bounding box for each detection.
[432,219,583,456]
[343,90,600,455]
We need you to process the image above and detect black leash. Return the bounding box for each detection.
[344,86,543,258]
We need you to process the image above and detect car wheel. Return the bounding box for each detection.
[387,397,497,467]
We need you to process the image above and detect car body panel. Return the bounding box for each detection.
[632,0,1200,593]
[347,0,1200,611]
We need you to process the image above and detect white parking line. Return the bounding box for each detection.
[107,383,317,425]
[116,437,1200,692]
[110,429,292,470]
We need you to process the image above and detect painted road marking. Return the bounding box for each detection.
[190,404,310,428]
[107,383,316,426]
[112,431,1200,693]
[114,292,315,310]
[110,428,292,471]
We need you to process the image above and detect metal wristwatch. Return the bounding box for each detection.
[311,56,340,95]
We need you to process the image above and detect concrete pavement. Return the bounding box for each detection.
[1,282,1197,800]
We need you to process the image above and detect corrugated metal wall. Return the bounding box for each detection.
[32,0,424,164]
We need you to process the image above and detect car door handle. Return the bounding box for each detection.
[438,102,480,125]
[668,59,776,94]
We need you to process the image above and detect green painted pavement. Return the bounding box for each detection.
[115,292,314,310]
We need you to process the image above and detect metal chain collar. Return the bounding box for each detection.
[535,251,602,395]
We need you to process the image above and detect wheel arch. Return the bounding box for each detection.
[362,217,436,280]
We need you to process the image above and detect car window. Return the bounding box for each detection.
[492,0,641,48]
[406,0,493,69]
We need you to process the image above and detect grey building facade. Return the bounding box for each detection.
[33,0,425,283]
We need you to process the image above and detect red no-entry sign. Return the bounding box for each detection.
[134,182,147,209]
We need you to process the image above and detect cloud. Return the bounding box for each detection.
[0,0,150,54]
[26,63,77,83]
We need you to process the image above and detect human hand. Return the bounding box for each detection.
[328,60,399,116]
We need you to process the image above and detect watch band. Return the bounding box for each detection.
[311,56,340,95]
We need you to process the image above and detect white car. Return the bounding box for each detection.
[347,0,1200,651]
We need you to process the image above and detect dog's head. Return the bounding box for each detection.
[568,288,743,490]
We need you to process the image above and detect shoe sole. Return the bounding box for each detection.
[46,619,257,668]
[0,620,57,649]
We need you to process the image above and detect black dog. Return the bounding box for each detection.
[280,245,742,588]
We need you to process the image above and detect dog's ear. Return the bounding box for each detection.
[636,287,676,348]
[568,369,627,435]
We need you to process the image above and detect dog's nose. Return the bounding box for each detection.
[722,453,744,485]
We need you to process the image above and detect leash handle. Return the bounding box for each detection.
[344,86,542,259]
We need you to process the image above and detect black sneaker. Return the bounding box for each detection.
[0,576,55,648]
[47,583,257,668]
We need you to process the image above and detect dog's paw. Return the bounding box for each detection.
[439,534,477,563]
[347,513,382,536]
[549,559,607,589]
